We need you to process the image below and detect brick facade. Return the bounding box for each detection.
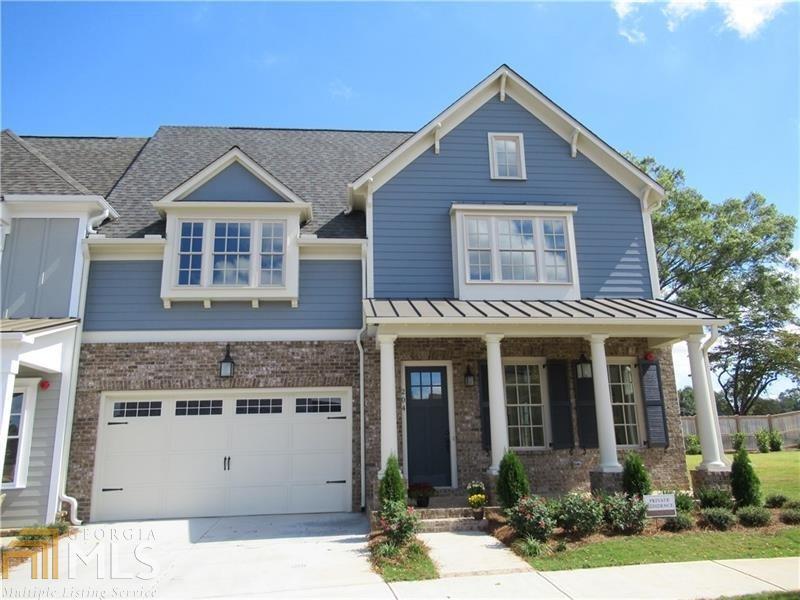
[363,336,689,509]
[67,341,361,521]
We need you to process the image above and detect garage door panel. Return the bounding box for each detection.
[164,485,228,519]
[102,452,168,486]
[292,452,348,483]
[103,422,170,453]
[289,484,348,513]
[94,487,163,522]
[292,421,348,451]
[227,485,289,516]
[228,455,292,486]
[229,421,291,452]
[169,419,228,451]
[168,453,228,485]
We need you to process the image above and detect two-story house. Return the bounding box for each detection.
[1,66,729,526]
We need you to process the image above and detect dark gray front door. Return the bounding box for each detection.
[405,366,451,487]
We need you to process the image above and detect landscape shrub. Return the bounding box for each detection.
[768,430,783,452]
[602,493,647,535]
[662,512,693,532]
[379,455,406,504]
[513,536,547,558]
[497,451,530,509]
[684,434,701,455]
[764,494,787,508]
[754,429,771,453]
[555,493,604,537]
[779,509,800,525]
[701,507,735,530]
[17,522,70,542]
[377,500,419,546]
[507,496,554,541]
[622,452,652,497]
[731,447,761,508]
[697,486,734,510]
[783,499,800,510]
[737,506,771,527]
[372,541,400,559]
[669,491,695,513]
[731,431,746,451]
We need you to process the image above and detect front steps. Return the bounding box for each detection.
[415,507,488,533]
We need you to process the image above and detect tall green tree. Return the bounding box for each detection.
[629,156,799,415]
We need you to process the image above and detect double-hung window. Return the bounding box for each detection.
[3,379,38,488]
[466,218,492,281]
[503,360,548,449]
[260,222,285,286]
[213,222,251,285]
[177,222,204,286]
[488,133,526,180]
[608,362,641,446]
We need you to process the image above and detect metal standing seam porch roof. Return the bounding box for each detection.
[364,297,725,326]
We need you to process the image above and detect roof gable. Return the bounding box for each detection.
[349,65,665,210]
[182,161,290,202]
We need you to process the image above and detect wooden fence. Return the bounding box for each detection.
[680,411,800,451]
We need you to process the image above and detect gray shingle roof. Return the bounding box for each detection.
[22,136,148,196]
[102,126,412,238]
[1,130,86,194]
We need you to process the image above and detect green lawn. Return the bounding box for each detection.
[528,528,800,571]
[686,449,800,498]
[371,540,438,582]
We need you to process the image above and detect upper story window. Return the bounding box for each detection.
[178,222,204,286]
[488,133,526,180]
[451,205,580,301]
[3,379,38,489]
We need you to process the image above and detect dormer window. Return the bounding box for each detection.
[488,133,526,180]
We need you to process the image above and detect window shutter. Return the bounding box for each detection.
[573,362,599,449]
[546,360,574,449]
[639,360,670,448]
[479,361,491,451]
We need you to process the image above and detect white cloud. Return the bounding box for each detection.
[663,0,709,31]
[612,0,652,43]
[329,79,355,101]
[716,0,784,38]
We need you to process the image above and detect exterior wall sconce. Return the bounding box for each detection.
[219,343,235,378]
[464,365,475,387]
[576,354,592,379]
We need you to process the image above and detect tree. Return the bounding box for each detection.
[778,388,800,412]
[629,156,799,415]
[678,386,695,416]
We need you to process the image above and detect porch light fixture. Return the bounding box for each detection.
[219,344,235,378]
[576,354,592,379]
[464,366,475,387]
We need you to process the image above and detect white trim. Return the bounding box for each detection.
[487,132,527,180]
[606,357,646,449]
[298,238,365,260]
[501,357,551,451]
[365,192,375,297]
[349,65,664,209]
[1,195,119,220]
[87,237,166,261]
[152,147,312,220]
[2,377,39,490]
[81,329,361,344]
[641,204,662,299]
[400,361,458,489]
[450,204,578,214]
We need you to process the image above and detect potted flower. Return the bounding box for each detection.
[468,493,487,519]
[408,482,436,507]
[466,480,486,497]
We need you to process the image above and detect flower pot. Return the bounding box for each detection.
[415,496,430,508]
[472,508,485,520]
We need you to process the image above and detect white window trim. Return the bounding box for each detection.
[2,378,40,490]
[451,205,581,301]
[502,357,551,451]
[160,210,300,307]
[488,132,527,180]
[607,357,646,449]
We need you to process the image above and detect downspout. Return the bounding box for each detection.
[701,324,726,464]
[357,243,367,510]
[86,209,109,235]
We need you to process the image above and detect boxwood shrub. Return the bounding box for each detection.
[779,509,800,525]
[701,507,735,530]
[697,486,734,510]
[662,511,693,532]
[764,494,787,508]
[737,506,771,528]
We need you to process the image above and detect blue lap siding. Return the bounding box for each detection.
[83,259,362,330]
[372,95,652,299]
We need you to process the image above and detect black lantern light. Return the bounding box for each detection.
[219,343,235,378]
[576,353,592,379]
[464,365,475,387]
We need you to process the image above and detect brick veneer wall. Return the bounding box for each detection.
[363,337,688,509]
[68,341,361,521]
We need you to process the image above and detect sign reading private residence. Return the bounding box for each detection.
[644,494,677,518]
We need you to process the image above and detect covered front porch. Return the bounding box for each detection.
[362,298,728,507]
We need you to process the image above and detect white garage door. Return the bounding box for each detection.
[91,389,352,521]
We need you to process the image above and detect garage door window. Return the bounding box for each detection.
[236,399,282,414]
[296,398,342,414]
[113,401,162,418]
[175,400,223,416]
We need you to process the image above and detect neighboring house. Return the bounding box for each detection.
[0,65,729,526]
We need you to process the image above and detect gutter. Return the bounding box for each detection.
[702,324,727,464]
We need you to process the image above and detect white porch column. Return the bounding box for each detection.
[378,333,399,473]
[485,334,509,474]
[588,334,621,472]
[688,334,726,470]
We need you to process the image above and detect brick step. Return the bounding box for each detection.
[414,507,473,520]
[419,517,488,533]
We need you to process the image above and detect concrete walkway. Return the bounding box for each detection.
[391,556,799,599]
[419,531,532,577]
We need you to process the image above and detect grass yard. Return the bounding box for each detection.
[527,527,800,571]
[370,540,438,582]
[686,449,800,498]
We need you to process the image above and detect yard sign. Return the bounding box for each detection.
[643,493,677,518]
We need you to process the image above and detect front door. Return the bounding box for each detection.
[405,366,451,487]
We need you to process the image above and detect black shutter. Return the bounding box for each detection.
[639,360,669,448]
[574,362,599,449]
[479,361,491,451]
[546,360,574,449]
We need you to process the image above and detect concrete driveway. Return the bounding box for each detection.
[5,513,391,598]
